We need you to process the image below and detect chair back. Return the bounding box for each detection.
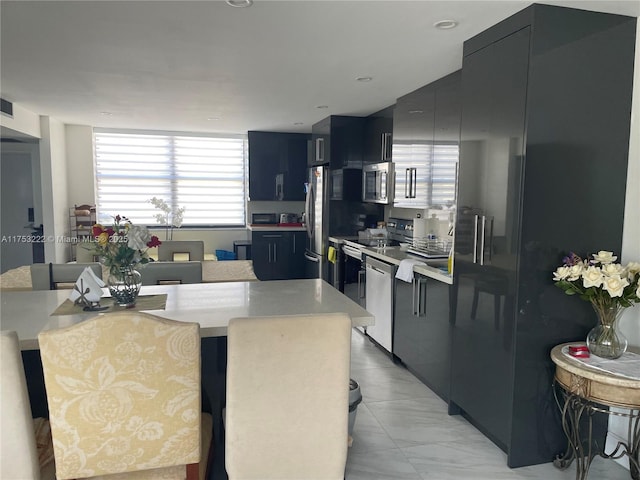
[30,263,102,290]
[225,313,351,480]
[158,241,205,262]
[75,242,98,262]
[141,261,203,285]
[38,312,202,479]
[1,330,42,480]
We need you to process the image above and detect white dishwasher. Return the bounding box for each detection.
[365,256,396,353]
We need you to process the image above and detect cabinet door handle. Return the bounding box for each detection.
[268,243,272,263]
[382,133,392,161]
[411,168,417,198]
[358,269,366,299]
[293,235,296,254]
[418,277,426,316]
[412,277,418,316]
[273,243,277,263]
[316,138,324,163]
[405,168,410,198]
[263,234,282,238]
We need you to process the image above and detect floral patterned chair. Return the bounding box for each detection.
[38,312,213,480]
[225,313,352,480]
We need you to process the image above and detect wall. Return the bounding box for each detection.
[606,19,640,470]
[0,103,41,139]
[65,125,95,206]
[39,116,69,262]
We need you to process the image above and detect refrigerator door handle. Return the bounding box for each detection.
[304,253,320,263]
[479,216,487,266]
[473,214,479,264]
[305,183,312,237]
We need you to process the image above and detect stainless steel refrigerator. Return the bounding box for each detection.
[304,166,327,280]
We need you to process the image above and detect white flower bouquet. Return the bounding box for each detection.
[553,250,640,358]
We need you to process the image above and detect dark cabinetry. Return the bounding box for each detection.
[329,169,362,201]
[309,116,365,168]
[252,230,306,280]
[450,5,635,468]
[364,105,394,165]
[248,131,309,201]
[392,71,460,208]
[394,275,452,401]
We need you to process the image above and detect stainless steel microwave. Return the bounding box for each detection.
[362,162,393,204]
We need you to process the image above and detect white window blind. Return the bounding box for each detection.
[94,130,246,227]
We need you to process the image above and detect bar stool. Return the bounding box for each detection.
[233,240,252,260]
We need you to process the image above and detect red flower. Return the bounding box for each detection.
[105,227,116,237]
[147,235,162,248]
[92,225,104,237]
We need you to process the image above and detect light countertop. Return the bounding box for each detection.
[1,279,374,350]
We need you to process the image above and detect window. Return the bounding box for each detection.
[94,130,246,227]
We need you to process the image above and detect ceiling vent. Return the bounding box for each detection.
[1,98,13,118]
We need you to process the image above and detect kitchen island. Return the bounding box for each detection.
[1,278,374,350]
[2,278,373,424]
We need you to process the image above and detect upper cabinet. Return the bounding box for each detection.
[248,131,310,201]
[392,71,461,208]
[309,116,365,168]
[364,105,394,165]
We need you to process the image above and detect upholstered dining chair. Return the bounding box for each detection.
[141,261,203,285]
[225,313,352,480]
[1,330,56,480]
[38,312,213,480]
[30,262,102,290]
[158,240,205,262]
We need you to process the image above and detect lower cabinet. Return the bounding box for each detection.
[252,231,306,280]
[393,273,452,401]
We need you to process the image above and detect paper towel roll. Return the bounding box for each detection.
[413,218,427,240]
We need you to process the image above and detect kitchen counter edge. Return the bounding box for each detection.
[363,247,453,285]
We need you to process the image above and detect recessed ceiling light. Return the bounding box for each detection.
[316,105,329,109]
[434,19,458,30]
[100,111,112,116]
[409,110,424,115]
[356,76,373,82]
[294,122,304,125]
[226,0,253,7]
[207,116,221,121]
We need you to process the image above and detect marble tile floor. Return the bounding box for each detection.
[210,329,632,479]
[346,330,632,480]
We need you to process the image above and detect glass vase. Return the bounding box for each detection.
[107,266,142,307]
[586,304,628,359]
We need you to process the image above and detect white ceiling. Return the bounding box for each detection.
[1,0,638,137]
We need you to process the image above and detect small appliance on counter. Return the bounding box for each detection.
[279,213,300,225]
[251,213,278,225]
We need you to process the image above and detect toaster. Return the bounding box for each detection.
[279,213,299,224]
